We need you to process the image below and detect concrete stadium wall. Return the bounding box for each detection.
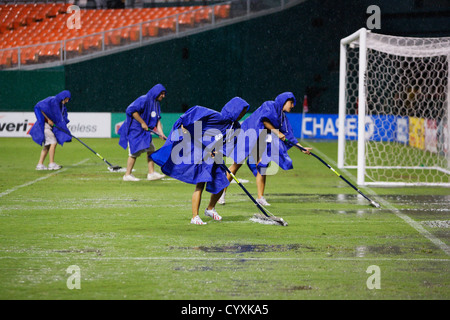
[0,67,65,111]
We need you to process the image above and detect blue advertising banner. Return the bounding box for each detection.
[287,113,340,140]
[287,113,409,144]
[109,112,410,143]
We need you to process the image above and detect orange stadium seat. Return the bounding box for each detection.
[107,29,122,46]
[39,43,62,59]
[159,17,176,32]
[65,38,83,54]
[178,12,195,28]
[195,7,212,24]
[128,26,141,42]
[21,46,39,64]
[215,4,230,19]
[0,4,233,68]
[142,21,159,37]
[0,51,9,67]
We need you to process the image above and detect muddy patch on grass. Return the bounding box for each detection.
[169,243,317,255]
[52,248,102,256]
[173,266,214,272]
[189,244,315,253]
[282,285,313,291]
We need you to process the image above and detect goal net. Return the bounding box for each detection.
[338,28,450,187]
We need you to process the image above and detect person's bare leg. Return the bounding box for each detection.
[227,162,242,181]
[126,156,137,176]
[147,151,155,175]
[48,143,57,164]
[256,172,266,199]
[207,189,224,210]
[192,183,205,219]
[38,145,50,165]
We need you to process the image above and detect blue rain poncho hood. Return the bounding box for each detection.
[151,97,249,194]
[233,92,298,176]
[118,84,166,155]
[29,90,72,146]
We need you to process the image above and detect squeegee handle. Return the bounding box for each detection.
[148,128,167,140]
[286,140,378,205]
[52,124,114,167]
[220,164,270,218]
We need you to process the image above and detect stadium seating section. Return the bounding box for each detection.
[0,2,230,68]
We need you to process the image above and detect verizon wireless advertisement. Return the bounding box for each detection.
[0,112,111,138]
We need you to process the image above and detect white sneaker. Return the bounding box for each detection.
[204,208,222,221]
[123,174,140,181]
[147,172,165,181]
[48,162,62,170]
[36,164,47,171]
[256,196,271,206]
[217,192,226,205]
[191,215,207,225]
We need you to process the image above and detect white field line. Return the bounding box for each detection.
[0,256,448,262]
[93,257,450,262]
[304,143,450,256]
[0,159,90,199]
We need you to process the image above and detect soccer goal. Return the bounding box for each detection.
[338,28,450,187]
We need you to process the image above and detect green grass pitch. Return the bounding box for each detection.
[0,137,448,300]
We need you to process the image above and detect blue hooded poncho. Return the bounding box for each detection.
[236,92,298,176]
[151,97,249,194]
[118,84,166,155]
[29,90,72,146]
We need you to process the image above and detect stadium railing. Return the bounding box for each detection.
[0,0,300,69]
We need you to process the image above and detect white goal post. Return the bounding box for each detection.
[338,28,450,187]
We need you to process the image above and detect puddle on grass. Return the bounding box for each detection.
[194,244,314,253]
[382,194,450,205]
[164,194,449,264]
[263,193,450,215]
[355,245,402,257]
[171,242,438,261]
[173,243,416,257]
[264,193,369,205]
[173,243,315,254]
[382,195,450,222]
[421,220,450,228]
[265,193,449,206]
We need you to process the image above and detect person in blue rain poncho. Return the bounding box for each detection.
[219,92,311,206]
[29,90,72,171]
[151,97,249,225]
[118,84,167,181]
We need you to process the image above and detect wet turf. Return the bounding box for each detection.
[0,138,448,299]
